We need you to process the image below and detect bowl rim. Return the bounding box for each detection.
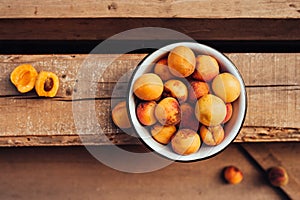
[126,41,247,162]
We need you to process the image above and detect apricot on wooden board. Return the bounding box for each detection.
[35,71,59,97]
[111,101,131,129]
[10,64,38,93]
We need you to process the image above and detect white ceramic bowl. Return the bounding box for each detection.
[127,42,247,162]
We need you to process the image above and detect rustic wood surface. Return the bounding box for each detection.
[0,19,300,40]
[1,0,300,18]
[1,143,296,199]
[242,143,300,199]
[0,53,299,146]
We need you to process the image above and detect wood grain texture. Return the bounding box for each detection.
[1,0,300,18]
[1,19,300,40]
[0,144,287,199]
[242,143,300,199]
[0,53,299,146]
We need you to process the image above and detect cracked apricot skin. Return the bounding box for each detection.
[10,64,38,93]
[35,71,59,97]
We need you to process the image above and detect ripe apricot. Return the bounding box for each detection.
[223,166,243,184]
[155,97,181,126]
[171,129,201,155]
[133,73,164,101]
[200,125,225,146]
[136,101,157,126]
[194,94,226,126]
[168,46,196,77]
[151,124,176,145]
[10,64,38,93]
[35,71,59,97]
[111,101,131,129]
[268,166,289,187]
[192,55,219,81]
[153,58,173,81]
[164,79,188,103]
[188,81,209,102]
[212,73,241,103]
[223,103,233,124]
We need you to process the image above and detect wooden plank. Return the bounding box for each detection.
[0,53,299,146]
[0,19,300,40]
[242,143,300,199]
[1,0,300,18]
[0,144,287,199]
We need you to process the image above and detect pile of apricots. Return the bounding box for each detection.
[113,46,241,156]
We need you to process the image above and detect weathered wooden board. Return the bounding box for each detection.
[242,143,300,199]
[1,19,300,40]
[0,144,288,199]
[1,0,300,18]
[0,53,299,146]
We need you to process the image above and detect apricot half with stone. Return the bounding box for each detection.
[155,97,181,126]
[35,71,59,97]
[195,94,226,126]
[168,46,196,77]
[133,73,163,101]
[171,129,201,155]
[212,73,241,103]
[10,64,38,93]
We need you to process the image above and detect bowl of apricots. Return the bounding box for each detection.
[127,42,247,161]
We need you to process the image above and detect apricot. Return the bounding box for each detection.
[223,103,233,124]
[151,124,176,145]
[164,79,188,103]
[192,55,219,81]
[223,166,243,184]
[171,129,201,155]
[268,166,289,187]
[212,73,241,103]
[10,64,38,93]
[200,125,225,146]
[168,46,196,77]
[35,71,59,97]
[194,94,226,126]
[155,97,181,126]
[180,103,199,131]
[188,81,209,102]
[153,58,173,81]
[136,101,157,126]
[111,101,131,129]
[133,73,164,101]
